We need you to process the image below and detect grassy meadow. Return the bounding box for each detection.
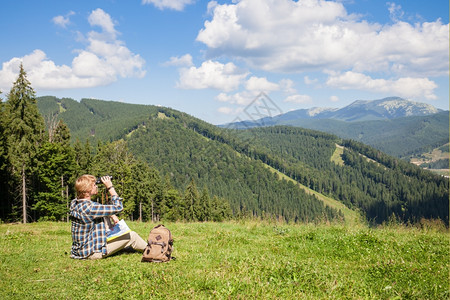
[0,221,448,299]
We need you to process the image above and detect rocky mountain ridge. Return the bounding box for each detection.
[225,97,444,127]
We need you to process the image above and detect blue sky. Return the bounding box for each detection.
[1,0,448,125]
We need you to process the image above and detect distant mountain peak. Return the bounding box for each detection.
[224,97,443,128]
[375,97,439,116]
[307,107,338,117]
[299,97,442,122]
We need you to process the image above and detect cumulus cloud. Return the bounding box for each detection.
[278,78,296,94]
[217,106,243,115]
[52,11,75,28]
[243,76,297,94]
[326,71,438,100]
[88,8,117,38]
[177,60,249,91]
[215,90,259,106]
[142,0,196,11]
[164,54,193,67]
[212,75,297,116]
[196,0,449,77]
[216,90,283,123]
[0,9,145,91]
[245,76,279,92]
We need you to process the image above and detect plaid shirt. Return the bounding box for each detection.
[69,195,123,259]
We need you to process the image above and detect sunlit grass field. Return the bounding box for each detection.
[0,221,448,299]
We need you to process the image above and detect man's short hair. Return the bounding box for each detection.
[75,175,96,198]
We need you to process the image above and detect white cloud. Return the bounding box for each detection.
[217,106,233,114]
[330,95,339,102]
[216,90,283,121]
[164,54,193,67]
[177,60,248,91]
[304,76,318,85]
[242,76,296,94]
[52,11,75,28]
[245,76,279,92]
[278,78,296,94]
[215,90,259,106]
[326,71,437,100]
[217,106,242,115]
[142,0,196,11]
[213,76,296,116]
[0,49,113,90]
[88,8,117,39]
[196,0,449,77]
[387,2,404,22]
[85,37,145,78]
[207,1,219,15]
[0,9,145,91]
[284,94,313,104]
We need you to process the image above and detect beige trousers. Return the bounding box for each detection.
[88,231,147,260]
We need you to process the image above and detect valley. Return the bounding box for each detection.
[33,96,449,225]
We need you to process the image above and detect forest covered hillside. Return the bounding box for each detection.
[37,96,160,142]
[224,99,449,161]
[273,112,448,161]
[37,96,449,225]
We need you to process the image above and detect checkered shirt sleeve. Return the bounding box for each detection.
[70,195,123,259]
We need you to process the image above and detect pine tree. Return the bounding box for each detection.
[52,119,71,147]
[131,160,162,222]
[183,178,199,221]
[0,91,9,220]
[210,196,232,221]
[91,140,135,217]
[199,187,211,221]
[34,141,75,220]
[73,138,93,175]
[4,64,45,223]
[160,176,182,221]
[33,118,75,221]
[162,188,182,221]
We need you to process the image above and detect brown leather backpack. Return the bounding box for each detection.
[141,224,174,263]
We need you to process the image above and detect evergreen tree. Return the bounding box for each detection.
[199,187,211,221]
[53,120,72,147]
[161,188,182,221]
[4,64,45,223]
[0,91,9,221]
[91,140,135,218]
[73,138,93,175]
[34,141,75,220]
[211,196,232,221]
[183,178,199,221]
[33,118,75,221]
[160,176,183,221]
[130,160,162,222]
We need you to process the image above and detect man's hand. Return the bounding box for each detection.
[101,176,117,196]
[111,215,120,224]
[101,176,113,189]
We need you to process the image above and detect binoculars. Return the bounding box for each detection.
[95,176,113,184]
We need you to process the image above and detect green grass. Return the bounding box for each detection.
[1,221,448,299]
[331,144,345,166]
[263,162,360,226]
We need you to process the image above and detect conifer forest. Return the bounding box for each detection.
[0,66,448,226]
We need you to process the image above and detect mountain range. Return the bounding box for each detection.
[227,97,443,125]
[36,96,449,225]
[224,97,449,160]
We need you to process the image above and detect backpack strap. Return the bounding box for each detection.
[148,240,167,253]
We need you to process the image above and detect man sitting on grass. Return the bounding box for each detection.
[70,175,147,259]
